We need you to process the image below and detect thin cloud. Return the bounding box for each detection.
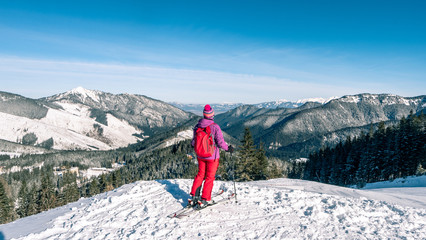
[0,56,375,103]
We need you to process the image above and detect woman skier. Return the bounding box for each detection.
[189,104,233,208]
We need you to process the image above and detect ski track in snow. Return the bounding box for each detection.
[1,178,425,240]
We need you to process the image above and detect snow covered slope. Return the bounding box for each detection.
[0,88,194,151]
[0,106,141,150]
[1,177,425,239]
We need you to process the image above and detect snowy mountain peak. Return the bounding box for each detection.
[66,86,101,103]
[276,99,290,103]
[70,86,94,95]
[43,87,103,105]
[295,96,338,104]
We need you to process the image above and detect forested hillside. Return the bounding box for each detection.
[303,112,426,187]
[216,94,425,159]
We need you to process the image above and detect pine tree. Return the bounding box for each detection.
[62,172,79,203]
[236,128,270,181]
[99,174,107,193]
[340,136,357,185]
[17,180,29,218]
[268,161,283,179]
[89,178,100,196]
[37,171,56,212]
[254,142,268,180]
[105,175,114,192]
[236,128,258,181]
[0,177,13,224]
[26,183,38,216]
[112,171,122,188]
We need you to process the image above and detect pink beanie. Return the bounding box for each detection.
[203,104,214,119]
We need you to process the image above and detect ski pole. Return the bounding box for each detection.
[231,151,237,203]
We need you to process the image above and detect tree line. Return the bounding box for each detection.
[303,112,426,187]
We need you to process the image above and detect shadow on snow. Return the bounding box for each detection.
[156,180,190,207]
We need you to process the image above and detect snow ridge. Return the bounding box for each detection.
[337,93,422,106]
[295,96,338,104]
[1,178,425,240]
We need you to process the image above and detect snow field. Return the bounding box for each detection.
[233,184,424,239]
[0,103,141,151]
[2,178,425,240]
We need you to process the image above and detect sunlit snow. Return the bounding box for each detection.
[1,176,425,239]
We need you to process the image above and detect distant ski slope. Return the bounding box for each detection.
[1,177,425,239]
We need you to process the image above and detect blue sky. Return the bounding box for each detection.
[0,0,425,104]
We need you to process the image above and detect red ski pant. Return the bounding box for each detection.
[190,158,219,201]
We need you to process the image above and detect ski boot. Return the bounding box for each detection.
[196,199,213,209]
[187,195,199,207]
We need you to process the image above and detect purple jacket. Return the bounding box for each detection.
[191,118,229,160]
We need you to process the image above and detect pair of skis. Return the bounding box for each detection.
[167,190,236,219]
[169,152,238,219]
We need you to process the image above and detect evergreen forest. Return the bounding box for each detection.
[303,113,426,187]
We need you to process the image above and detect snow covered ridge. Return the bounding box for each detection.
[336,93,424,106]
[1,178,425,240]
[44,87,193,129]
[161,129,193,148]
[48,86,106,104]
[0,87,194,151]
[295,96,338,104]
[171,97,337,114]
[254,96,338,109]
[173,93,425,113]
[0,108,141,151]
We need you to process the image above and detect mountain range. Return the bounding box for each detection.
[215,93,426,159]
[1,88,424,159]
[169,97,337,115]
